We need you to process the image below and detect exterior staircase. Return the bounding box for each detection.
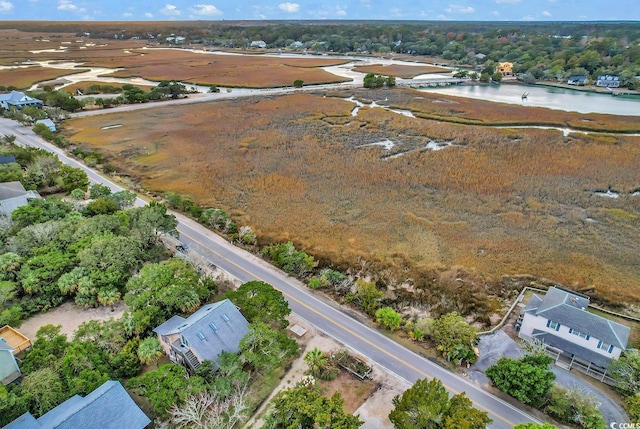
[184,350,201,372]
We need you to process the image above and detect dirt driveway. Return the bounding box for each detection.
[18,301,126,341]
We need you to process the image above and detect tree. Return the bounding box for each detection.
[128,364,205,417]
[486,353,555,407]
[269,382,363,429]
[18,367,67,417]
[304,347,329,377]
[89,183,112,199]
[293,79,304,88]
[610,349,640,395]
[225,280,291,330]
[239,322,298,373]
[349,279,383,316]
[389,378,491,429]
[261,242,315,277]
[137,337,164,367]
[375,307,403,331]
[431,312,478,364]
[545,386,605,429]
[514,424,557,429]
[58,165,89,193]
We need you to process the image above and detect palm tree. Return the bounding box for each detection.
[138,337,164,368]
[97,287,121,311]
[304,347,328,377]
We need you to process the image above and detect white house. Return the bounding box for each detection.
[518,286,630,370]
[0,91,43,110]
[0,181,40,218]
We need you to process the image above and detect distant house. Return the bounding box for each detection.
[35,118,56,132]
[154,299,250,373]
[0,341,21,385]
[518,286,630,371]
[0,91,43,110]
[498,62,513,75]
[474,53,487,60]
[5,380,150,429]
[596,75,620,88]
[567,75,587,86]
[250,40,267,49]
[0,181,40,218]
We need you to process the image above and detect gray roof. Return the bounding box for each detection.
[0,181,27,200]
[0,91,43,107]
[0,339,15,352]
[0,155,16,164]
[6,380,150,429]
[532,329,612,368]
[154,299,250,362]
[35,119,56,130]
[524,287,630,349]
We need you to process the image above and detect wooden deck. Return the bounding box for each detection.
[0,325,31,354]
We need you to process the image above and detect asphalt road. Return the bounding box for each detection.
[0,115,541,428]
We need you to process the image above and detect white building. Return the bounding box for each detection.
[518,286,630,370]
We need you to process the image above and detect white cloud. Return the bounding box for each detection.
[0,1,13,12]
[58,0,77,11]
[123,12,132,18]
[145,12,154,18]
[160,4,181,16]
[190,4,223,16]
[522,14,535,20]
[278,2,299,13]
[446,4,474,14]
[542,10,552,17]
[335,6,347,16]
[495,0,521,3]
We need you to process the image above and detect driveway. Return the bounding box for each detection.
[469,330,628,425]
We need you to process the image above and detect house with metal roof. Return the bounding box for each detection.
[4,380,150,429]
[0,341,21,385]
[518,286,630,370]
[0,91,43,110]
[35,119,56,132]
[596,75,620,88]
[153,299,250,373]
[0,181,40,218]
[567,75,587,86]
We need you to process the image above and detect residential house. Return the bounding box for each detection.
[567,75,587,86]
[250,40,267,49]
[0,181,40,217]
[0,91,43,110]
[153,299,250,373]
[518,286,630,370]
[0,341,21,385]
[35,118,56,132]
[498,62,513,75]
[596,75,620,88]
[5,380,150,429]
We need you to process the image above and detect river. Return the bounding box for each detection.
[417,83,640,116]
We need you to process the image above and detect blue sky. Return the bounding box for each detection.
[0,0,638,21]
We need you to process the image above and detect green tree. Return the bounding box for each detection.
[262,242,315,276]
[375,307,403,331]
[225,280,291,330]
[18,367,67,417]
[293,79,304,87]
[304,347,329,377]
[239,322,298,373]
[58,165,89,193]
[389,378,491,429]
[610,349,640,395]
[545,386,605,429]
[349,279,383,316]
[137,337,164,367]
[20,325,69,373]
[625,394,640,421]
[89,183,112,199]
[128,364,205,417]
[270,382,363,429]
[486,353,555,407]
[431,312,478,364]
[514,424,558,429]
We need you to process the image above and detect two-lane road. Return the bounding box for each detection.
[1,117,540,428]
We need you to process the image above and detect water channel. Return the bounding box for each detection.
[417,83,640,116]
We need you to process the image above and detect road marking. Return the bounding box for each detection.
[178,227,532,426]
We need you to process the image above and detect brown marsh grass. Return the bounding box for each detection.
[353,64,449,78]
[64,89,640,307]
[0,66,88,89]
